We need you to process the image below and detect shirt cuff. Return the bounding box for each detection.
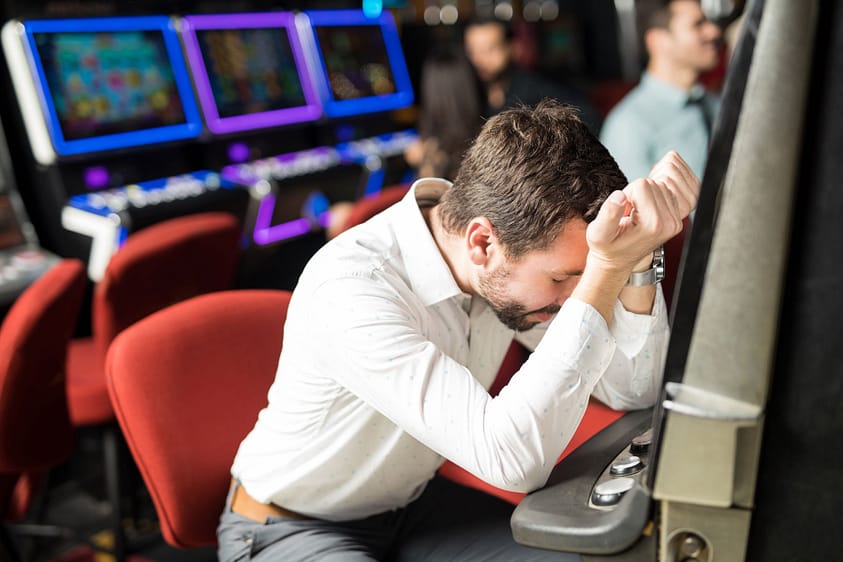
[611,283,668,358]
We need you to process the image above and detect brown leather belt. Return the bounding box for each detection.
[229,480,311,522]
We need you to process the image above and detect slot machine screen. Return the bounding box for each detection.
[180,13,322,134]
[300,10,413,117]
[19,16,202,158]
[252,163,365,245]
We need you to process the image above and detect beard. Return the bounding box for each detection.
[478,265,561,332]
[477,63,512,87]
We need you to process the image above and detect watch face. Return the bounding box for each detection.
[653,245,666,282]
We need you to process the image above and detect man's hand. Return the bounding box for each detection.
[570,151,700,322]
[588,151,699,273]
[648,150,699,220]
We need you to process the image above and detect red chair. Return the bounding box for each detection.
[0,260,86,559]
[662,217,690,313]
[106,289,290,548]
[65,212,242,557]
[328,183,411,239]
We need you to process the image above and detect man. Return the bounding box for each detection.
[218,100,698,561]
[600,0,722,181]
[464,16,600,132]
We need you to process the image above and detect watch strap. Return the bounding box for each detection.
[626,245,666,286]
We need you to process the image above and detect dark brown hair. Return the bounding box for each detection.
[439,99,626,258]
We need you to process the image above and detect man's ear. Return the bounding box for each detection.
[645,27,669,55]
[465,217,497,266]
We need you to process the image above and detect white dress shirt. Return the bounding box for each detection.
[231,178,669,521]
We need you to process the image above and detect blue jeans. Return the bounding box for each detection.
[217,475,581,561]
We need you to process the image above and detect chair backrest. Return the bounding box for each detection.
[93,212,242,360]
[331,183,410,238]
[0,260,85,481]
[106,289,291,548]
[662,216,689,313]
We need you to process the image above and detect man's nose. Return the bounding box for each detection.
[705,22,722,40]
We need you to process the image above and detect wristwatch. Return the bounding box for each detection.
[626,245,666,286]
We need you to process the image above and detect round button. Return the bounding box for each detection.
[630,428,653,455]
[610,455,644,476]
[592,477,635,507]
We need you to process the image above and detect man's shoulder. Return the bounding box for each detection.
[302,220,401,286]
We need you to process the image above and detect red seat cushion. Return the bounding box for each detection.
[66,212,242,429]
[66,337,112,426]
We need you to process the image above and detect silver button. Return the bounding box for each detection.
[610,455,644,476]
[630,428,653,454]
[592,477,635,506]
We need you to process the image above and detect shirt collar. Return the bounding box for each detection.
[641,72,707,107]
[390,178,465,307]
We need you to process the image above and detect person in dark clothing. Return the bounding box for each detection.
[464,16,600,131]
[404,46,484,181]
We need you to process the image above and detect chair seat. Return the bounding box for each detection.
[66,338,113,427]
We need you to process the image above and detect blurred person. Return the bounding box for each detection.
[217,100,699,561]
[600,0,722,181]
[464,16,600,132]
[404,46,484,180]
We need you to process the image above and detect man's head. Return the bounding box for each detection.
[642,0,722,75]
[438,100,626,330]
[463,17,513,85]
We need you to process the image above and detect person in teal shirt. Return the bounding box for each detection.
[601,0,722,181]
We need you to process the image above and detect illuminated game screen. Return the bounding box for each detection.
[317,26,395,100]
[301,10,413,117]
[21,17,201,156]
[181,13,321,134]
[34,31,186,139]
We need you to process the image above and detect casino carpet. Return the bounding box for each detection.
[50,544,155,562]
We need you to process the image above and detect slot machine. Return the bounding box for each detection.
[179,11,366,249]
[503,0,843,559]
[298,9,419,195]
[1,16,250,281]
[0,114,59,308]
[176,10,418,289]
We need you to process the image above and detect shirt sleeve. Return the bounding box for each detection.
[590,284,670,410]
[308,273,619,493]
[516,285,670,411]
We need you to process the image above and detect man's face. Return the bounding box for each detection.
[478,219,589,332]
[665,1,722,72]
[464,23,511,84]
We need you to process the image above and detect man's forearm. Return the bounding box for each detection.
[570,258,630,325]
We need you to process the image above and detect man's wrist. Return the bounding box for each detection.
[631,250,656,273]
[626,246,665,286]
[572,257,632,324]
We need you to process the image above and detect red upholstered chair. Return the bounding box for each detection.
[0,260,86,558]
[65,212,242,557]
[662,217,690,313]
[328,183,411,239]
[106,290,290,548]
